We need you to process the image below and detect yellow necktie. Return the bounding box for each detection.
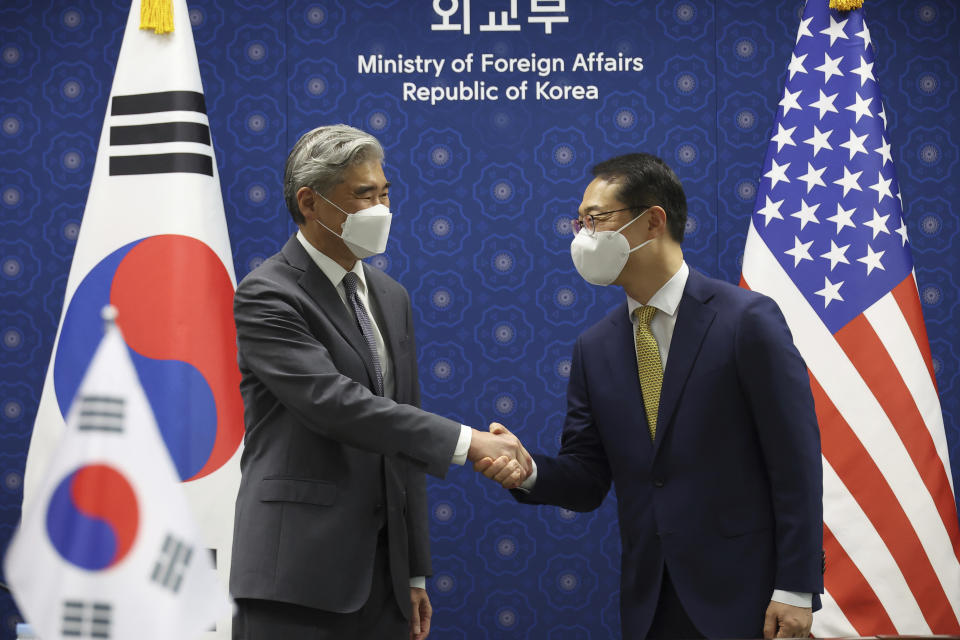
[634,305,663,440]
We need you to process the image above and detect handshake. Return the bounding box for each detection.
[466,423,532,490]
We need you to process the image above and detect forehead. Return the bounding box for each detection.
[579,176,624,213]
[337,160,387,188]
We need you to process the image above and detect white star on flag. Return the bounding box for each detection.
[789,52,809,79]
[798,162,828,193]
[820,239,851,270]
[820,14,849,46]
[851,56,874,87]
[857,244,886,275]
[875,138,893,166]
[855,23,872,50]
[834,166,863,196]
[839,130,869,160]
[796,16,814,42]
[870,171,894,201]
[826,203,856,233]
[771,124,798,152]
[815,52,844,84]
[863,208,890,239]
[785,236,816,267]
[790,199,821,230]
[810,89,840,119]
[765,159,791,189]
[846,92,874,122]
[781,87,803,116]
[813,276,844,307]
[895,219,909,245]
[756,195,786,226]
[804,126,834,157]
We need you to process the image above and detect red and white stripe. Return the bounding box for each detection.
[740,222,960,636]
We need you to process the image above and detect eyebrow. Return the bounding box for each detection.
[353,181,391,195]
[580,204,616,215]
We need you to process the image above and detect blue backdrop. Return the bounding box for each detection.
[1,1,958,638]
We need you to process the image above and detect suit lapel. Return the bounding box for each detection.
[282,236,381,392]
[654,269,716,455]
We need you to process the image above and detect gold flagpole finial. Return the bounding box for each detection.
[140,0,174,34]
[829,0,864,10]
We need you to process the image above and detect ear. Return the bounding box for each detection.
[296,186,317,220]
[647,206,669,237]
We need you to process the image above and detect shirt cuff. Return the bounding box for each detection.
[516,458,538,493]
[771,589,812,608]
[450,425,471,466]
[409,576,426,590]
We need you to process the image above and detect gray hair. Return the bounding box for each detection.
[283,124,385,224]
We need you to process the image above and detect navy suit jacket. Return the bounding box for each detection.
[516,268,823,638]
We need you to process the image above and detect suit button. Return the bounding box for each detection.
[374,503,384,513]
[653,479,664,488]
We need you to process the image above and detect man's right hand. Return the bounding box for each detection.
[468,423,532,489]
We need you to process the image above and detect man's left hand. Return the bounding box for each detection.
[763,600,812,638]
[410,587,432,640]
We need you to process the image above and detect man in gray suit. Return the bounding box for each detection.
[229,124,530,640]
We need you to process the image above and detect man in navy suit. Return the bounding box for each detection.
[479,153,823,638]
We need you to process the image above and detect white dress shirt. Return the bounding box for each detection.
[297,232,395,398]
[521,259,810,608]
[296,232,471,589]
[626,261,689,370]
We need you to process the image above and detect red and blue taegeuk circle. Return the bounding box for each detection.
[45,463,139,571]
[53,235,244,481]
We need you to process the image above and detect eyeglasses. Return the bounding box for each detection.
[571,205,655,236]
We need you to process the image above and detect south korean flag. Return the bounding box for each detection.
[5,308,233,639]
[22,0,243,635]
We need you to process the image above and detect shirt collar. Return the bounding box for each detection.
[296,230,367,294]
[626,261,689,320]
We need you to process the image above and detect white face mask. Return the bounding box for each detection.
[570,209,654,286]
[314,191,393,259]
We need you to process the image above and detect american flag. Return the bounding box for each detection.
[739,1,960,635]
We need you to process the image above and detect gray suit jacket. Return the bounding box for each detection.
[229,234,461,617]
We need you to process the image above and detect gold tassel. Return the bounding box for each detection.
[829,0,864,10]
[140,0,174,34]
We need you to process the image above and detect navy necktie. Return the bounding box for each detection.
[342,272,384,396]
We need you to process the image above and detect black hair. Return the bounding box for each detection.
[590,153,688,243]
